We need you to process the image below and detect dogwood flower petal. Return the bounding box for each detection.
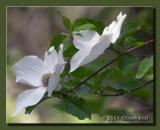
[47,44,65,97]
[12,87,46,117]
[80,34,113,66]
[70,34,113,73]
[58,44,66,72]
[69,48,91,73]
[44,46,58,72]
[70,33,113,73]
[47,64,64,97]
[102,12,127,43]
[73,30,101,49]
[13,56,47,87]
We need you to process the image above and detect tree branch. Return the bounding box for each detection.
[73,39,154,91]
[98,79,153,96]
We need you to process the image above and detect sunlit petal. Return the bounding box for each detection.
[81,34,113,66]
[69,47,91,73]
[13,56,47,87]
[73,30,101,49]
[102,12,127,43]
[47,65,62,97]
[57,44,66,73]
[44,46,58,72]
[13,87,46,117]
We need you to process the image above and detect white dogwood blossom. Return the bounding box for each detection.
[13,44,65,116]
[70,12,126,72]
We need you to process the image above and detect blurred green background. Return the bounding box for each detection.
[7,7,154,123]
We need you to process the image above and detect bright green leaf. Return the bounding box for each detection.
[62,37,71,51]
[64,45,78,57]
[144,67,153,80]
[135,56,153,79]
[72,18,105,34]
[73,23,96,32]
[135,41,145,47]
[57,12,72,32]
[50,34,67,49]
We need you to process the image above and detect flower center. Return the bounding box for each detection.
[41,73,53,87]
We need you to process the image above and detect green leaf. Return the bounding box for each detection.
[64,45,78,57]
[123,37,145,50]
[50,34,67,49]
[101,69,123,83]
[116,23,142,45]
[117,54,139,74]
[111,79,140,91]
[122,22,142,35]
[135,56,153,79]
[57,12,72,32]
[144,67,153,80]
[62,37,71,51]
[135,41,145,47]
[123,37,137,49]
[79,94,107,114]
[72,18,105,34]
[71,67,93,78]
[63,94,91,120]
[73,23,96,32]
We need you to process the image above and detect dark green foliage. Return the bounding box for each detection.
[117,54,139,74]
[63,93,91,120]
[123,37,145,49]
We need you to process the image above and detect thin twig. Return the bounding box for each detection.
[73,59,116,91]
[73,39,154,91]
[126,39,154,53]
[99,80,153,96]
